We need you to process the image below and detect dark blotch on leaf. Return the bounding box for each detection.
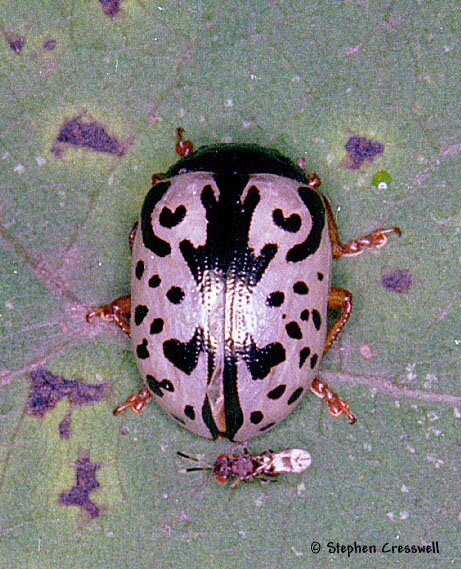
[43,38,57,51]
[344,135,384,170]
[99,0,121,16]
[5,30,26,52]
[52,117,125,156]
[59,413,72,439]
[58,453,101,519]
[381,266,413,293]
[27,369,109,418]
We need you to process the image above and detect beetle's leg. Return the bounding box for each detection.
[152,172,166,185]
[324,286,353,352]
[306,171,321,190]
[324,196,401,258]
[86,294,131,335]
[128,221,138,253]
[175,127,194,157]
[313,287,356,422]
[113,386,152,415]
[310,378,356,423]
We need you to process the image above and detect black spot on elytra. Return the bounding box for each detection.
[310,353,318,369]
[58,453,101,519]
[300,309,309,321]
[99,0,120,16]
[272,209,301,232]
[163,328,203,375]
[312,309,322,331]
[136,339,150,359]
[267,384,286,400]
[299,347,311,368]
[159,205,186,228]
[166,286,185,304]
[250,411,264,424]
[286,321,302,340]
[287,387,304,405]
[27,369,108,419]
[134,305,149,325]
[51,117,125,157]
[148,274,161,288]
[344,135,384,170]
[381,266,413,293]
[293,281,309,295]
[135,260,144,279]
[266,291,285,307]
[184,405,195,420]
[246,340,286,380]
[150,318,164,334]
[317,272,324,281]
[286,187,325,263]
[146,375,174,397]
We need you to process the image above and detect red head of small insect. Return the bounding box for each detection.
[213,454,231,483]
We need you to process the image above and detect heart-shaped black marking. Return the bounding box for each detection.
[272,209,301,233]
[159,205,186,228]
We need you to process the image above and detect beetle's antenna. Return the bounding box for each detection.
[177,451,211,473]
[177,451,198,461]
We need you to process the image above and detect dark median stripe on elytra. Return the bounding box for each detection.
[223,347,244,441]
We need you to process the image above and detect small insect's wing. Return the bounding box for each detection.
[263,449,312,474]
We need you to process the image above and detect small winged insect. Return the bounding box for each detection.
[178,448,312,488]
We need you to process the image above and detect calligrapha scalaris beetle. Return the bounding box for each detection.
[87,129,400,441]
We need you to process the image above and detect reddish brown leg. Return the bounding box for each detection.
[86,294,131,335]
[152,172,165,184]
[175,127,194,157]
[306,172,321,190]
[311,378,356,423]
[324,286,353,352]
[324,196,401,258]
[113,387,152,415]
[311,286,355,422]
[128,221,138,253]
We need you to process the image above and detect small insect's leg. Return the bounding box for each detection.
[128,221,138,253]
[324,196,401,258]
[230,477,243,489]
[113,386,152,415]
[175,127,194,157]
[86,294,131,335]
[324,287,353,352]
[311,378,356,423]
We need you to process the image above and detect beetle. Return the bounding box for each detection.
[87,129,400,441]
[177,447,312,488]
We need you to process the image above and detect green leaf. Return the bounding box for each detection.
[1,1,459,568]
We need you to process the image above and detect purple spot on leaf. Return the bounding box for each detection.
[345,135,384,169]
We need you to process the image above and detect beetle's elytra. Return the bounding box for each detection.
[87,130,400,441]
